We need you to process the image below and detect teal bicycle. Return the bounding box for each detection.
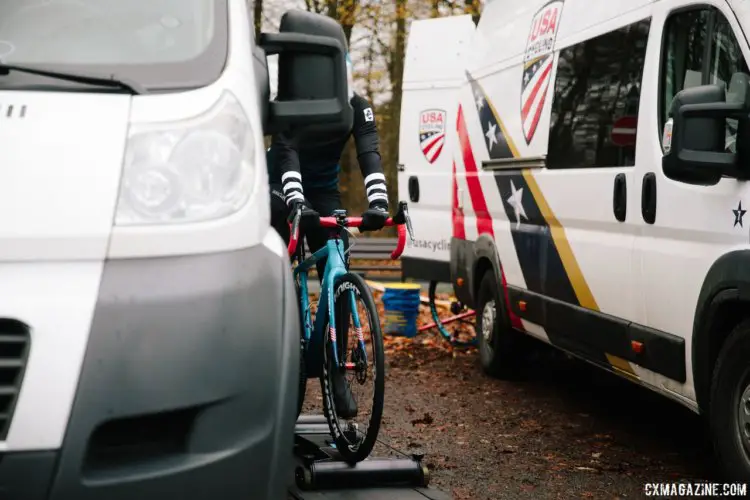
[287,201,413,463]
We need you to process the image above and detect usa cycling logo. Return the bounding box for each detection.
[521,0,563,144]
[419,109,446,164]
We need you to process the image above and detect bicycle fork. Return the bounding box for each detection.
[327,288,367,370]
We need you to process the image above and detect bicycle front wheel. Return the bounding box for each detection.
[321,272,385,463]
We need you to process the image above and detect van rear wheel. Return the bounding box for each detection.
[476,271,522,379]
[710,319,750,481]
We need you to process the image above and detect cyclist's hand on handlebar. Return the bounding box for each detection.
[360,202,389,232]
[287,200,320,229]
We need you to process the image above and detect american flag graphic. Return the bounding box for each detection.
[419,109,446,164]
[466,72,515,160]
[521,54,553,144]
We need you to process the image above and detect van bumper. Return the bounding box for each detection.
[2,236,300,500]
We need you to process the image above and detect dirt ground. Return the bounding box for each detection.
[301,286,720,500]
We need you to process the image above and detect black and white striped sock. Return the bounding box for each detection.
[282,171,304,206]
[364,173,388,206]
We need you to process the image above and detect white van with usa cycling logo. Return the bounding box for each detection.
[0,1,353,499]
[399,0,750,481]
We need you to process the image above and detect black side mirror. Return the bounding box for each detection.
[662,73,750,185]
[258,10,353,137]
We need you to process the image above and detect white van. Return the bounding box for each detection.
[399,0,750,481]
[0,1,352,499]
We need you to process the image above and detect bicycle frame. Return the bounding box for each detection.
[293,236,365,379]
[288,201,414,379]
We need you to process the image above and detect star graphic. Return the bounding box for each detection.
[475,92,485,109]
[485,122,498,149]
[506,180,527,229]
[733,201,747,227]
[524,71,530,85]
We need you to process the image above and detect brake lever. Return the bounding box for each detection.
[290,208,302,242]
[403,205,416,243]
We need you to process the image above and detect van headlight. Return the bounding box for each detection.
[115,90,255,226]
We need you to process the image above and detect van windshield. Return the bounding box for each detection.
[0,0,227,91]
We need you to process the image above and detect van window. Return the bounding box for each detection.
[0,0,228,91]
[546,19,651,169]
[661,10,711,123]
[659,7,750,151]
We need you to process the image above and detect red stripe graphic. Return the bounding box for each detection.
[526,86,548,142]
[451,160,465,239]
[431,144,444,161]
[422,133,444,154]
[456,104,523,331]
[521,60,552,122]
[501,266,524,330]
[456,105,493,237]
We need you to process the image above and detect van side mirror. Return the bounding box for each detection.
[258,10,353,137]
[662,73,750,185]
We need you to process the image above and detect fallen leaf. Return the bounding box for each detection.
[575,467,599,473]
[411,412,434,426]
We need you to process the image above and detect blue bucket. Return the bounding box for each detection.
[382,283,422,338]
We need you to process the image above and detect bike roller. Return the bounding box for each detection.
[295,457,430,491]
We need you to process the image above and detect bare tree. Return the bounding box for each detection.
[464,0,480,25]
[254,0,263,39]
[431,0,440,18]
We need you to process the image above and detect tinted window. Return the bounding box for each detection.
[0,0,228,91]
[659,7,749,152]
[661,10,710,124]
[710,12,749,88]
[547,19,651,169]
[711,12,749,152]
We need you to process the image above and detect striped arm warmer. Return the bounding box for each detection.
[364,173,388,207]
[282,171,305,206]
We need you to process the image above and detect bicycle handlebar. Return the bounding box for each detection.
[287,201,413,260]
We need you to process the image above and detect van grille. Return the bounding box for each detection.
[0,319,30,440]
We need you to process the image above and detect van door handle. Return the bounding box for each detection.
[408,176,420,202]
[613,173,627,222]
[641,172,657,224]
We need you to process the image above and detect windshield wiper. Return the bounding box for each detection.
[0,62,146,94]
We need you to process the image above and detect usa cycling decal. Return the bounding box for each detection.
[521,0,563,145]
[419,108,446,164]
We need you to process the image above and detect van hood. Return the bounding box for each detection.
[0,92,131,261]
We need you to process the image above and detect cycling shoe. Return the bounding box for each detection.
[331,369,358,419]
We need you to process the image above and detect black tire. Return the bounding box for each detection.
[476,270,523,379]
[709,319,750,481]
[294,280,306,419]
[320,272,384,464]
[297,340,306,419]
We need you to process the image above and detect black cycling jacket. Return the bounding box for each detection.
[266,93,388,208]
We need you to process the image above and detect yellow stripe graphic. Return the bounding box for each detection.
[524,55,544,70]
[606,354,638,378]
[473,78,520,158]
[521,169,598,310]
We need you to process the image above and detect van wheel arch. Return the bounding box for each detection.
[471,234,504,306]
[693,250,750,415]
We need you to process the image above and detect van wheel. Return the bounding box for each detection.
[476,271,521,379]
[710,319,750,481]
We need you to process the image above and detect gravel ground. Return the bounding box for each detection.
[300,285,722,500]
[303,341,717,499]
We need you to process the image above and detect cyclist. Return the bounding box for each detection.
[267,53,389,419]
